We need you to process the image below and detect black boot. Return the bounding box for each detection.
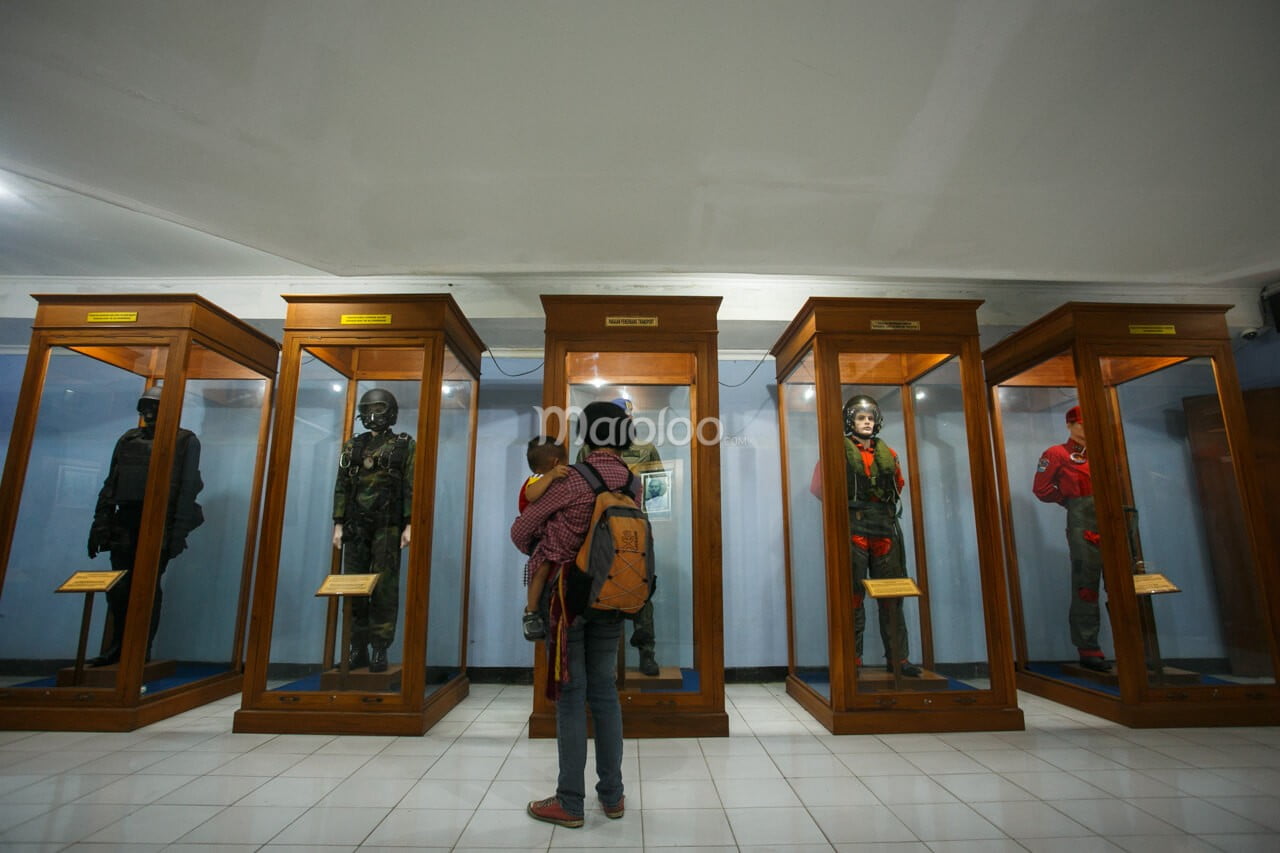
[348,643,370,670]
[370,644,388,673]
[638,651,659,676]
[1078,656,1112,673]
[90,645,121,667]
[887,660,922,677]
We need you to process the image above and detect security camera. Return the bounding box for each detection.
[1240,327,1262,341]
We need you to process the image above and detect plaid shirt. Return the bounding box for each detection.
[511,451,636,566]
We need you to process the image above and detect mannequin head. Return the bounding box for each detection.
[357,388,398,433]
[843,394,882,440]
[137,385,162,432]
[1066,405,1086,446]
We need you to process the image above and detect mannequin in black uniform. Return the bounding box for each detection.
[87,386,204,665]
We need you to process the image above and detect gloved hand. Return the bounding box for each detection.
[87,527,110,559]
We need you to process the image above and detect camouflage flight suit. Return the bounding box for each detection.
[333,430,415,649]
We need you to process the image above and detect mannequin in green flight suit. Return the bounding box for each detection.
[332,388,414,674]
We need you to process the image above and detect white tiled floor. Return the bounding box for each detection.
[1,683,1278,851]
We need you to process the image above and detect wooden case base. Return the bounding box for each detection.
[318,665,403,692]
[856,667,950,693]
[234,675,469,736]
[1016,671,1280,727]
[786,675,1025,735]
[621,665,684,691]
[1059,663,1201,687]
[56,659,177,688]
[0,672,241,732]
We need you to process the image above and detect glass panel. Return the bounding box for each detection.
[269,345,424,692]
[995,351,1118,689]
[780,353,829,699]
[902,357,989,690]
[148,343,268,694]
[1107,355,1274,687]
[424,348,474,695]
[565,353,694,686]
[1,347,165,692]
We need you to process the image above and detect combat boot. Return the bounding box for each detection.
[370,644,388,673]
[348,643,370,670]
[638,650,659,676]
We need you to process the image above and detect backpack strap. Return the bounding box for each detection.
[573,460,635,498]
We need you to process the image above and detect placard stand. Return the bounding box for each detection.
[53,571,126,688]
[315,574,399,691]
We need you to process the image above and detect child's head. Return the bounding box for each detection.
[526,436,567,474]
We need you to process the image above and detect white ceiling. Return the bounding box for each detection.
[1,1,1278,289]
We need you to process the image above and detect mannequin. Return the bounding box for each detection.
[87,385,203,665]
[331,388,414,673]
[813,395,920,676]
[1033,405,1110,673]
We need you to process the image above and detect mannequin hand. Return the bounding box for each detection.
[87,527,109,559]
[332,523,343,549]
[400,524,411,549]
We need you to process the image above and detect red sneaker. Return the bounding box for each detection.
[527,796,583,828]
[602,795,625,819]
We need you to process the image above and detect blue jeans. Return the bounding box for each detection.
[555,610,625,816]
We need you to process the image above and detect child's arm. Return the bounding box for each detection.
[524,464,570,504]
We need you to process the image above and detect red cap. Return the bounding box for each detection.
[1065,405,1083,424]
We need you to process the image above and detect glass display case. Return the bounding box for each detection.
[0,295,277,730]
[530,296,727,738]
[773,298,1023,734]
[234,295,482,735]
[986,302,1280,726]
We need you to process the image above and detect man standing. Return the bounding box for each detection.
[1034,405,1110,672]
[87,385,203,665]
[512,401,632,828]
[577,396,661,676]
[332,388,414,674]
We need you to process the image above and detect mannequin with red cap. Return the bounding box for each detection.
[1033,405,1110,673]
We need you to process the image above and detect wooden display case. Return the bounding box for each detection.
[773,298,1023,734]
[985,302,1280,726]
[234,295,482,735]
[529,295,727,738]
[0,295,278,730]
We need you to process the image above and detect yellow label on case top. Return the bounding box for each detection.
[340,313,393,325]
[1133,573,1180,595]
[862,578,922,598]
[1128,324,1176,335]
[870,319,921,331]
[57,570,127,593]
[86,312,138,323]
[605,316,659,328]
[316,573,380,596]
